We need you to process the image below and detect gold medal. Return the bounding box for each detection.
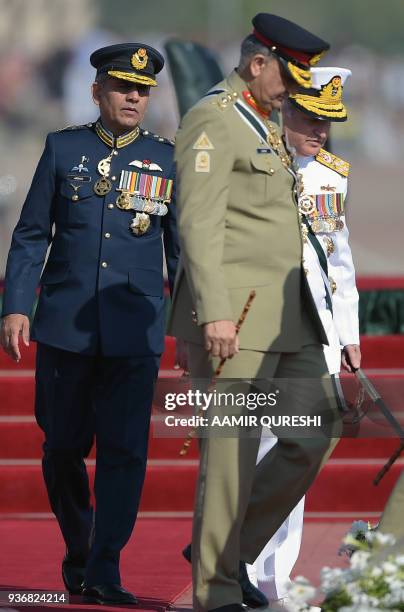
[130,213,150,235]
[94,177,112,196]
[116,192,133,210]
[143,199,156,213]
[97,157,111,177]
[298,194,316,216]
[310,219,322,233]
[311,218,336,233]
[326,218,337,232]
[335,218,344,231]
[324,237,335,256]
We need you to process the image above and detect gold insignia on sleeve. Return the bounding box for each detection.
[195,151,211,173]
[316,148,350,177]
[131,48,148,70]
[192,131,215,150]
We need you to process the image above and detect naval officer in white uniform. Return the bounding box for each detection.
[247,67,361,610]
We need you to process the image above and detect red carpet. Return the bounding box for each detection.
[0,518,191,611]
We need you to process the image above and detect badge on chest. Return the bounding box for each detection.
[116,169,173,235]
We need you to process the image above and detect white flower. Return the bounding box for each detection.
[351,592,380,606]
[350,551,371,571]
[365,531,396,546]
[381,560,397,574]
[320,566,347,594]
[395,554,404,566]
[370,566,383,578]
[287,576,316,604]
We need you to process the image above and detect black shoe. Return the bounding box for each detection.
[238,561,268,609]
[210,606,245,611]
[61,554,86,595]
[82,584,138,605]
[182,544,268,609]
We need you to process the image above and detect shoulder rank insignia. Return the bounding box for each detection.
[141,129,174,145]
[316,148,350,177]
[215,91,238,111]
[56,123,90,133]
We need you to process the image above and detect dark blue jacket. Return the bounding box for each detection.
[1,122,179,356]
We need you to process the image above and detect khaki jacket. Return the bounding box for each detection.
[168,70,327,352]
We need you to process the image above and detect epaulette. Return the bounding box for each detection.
[55,123,92,133]
[141,129,175,145]
[213,91,238,112]
[316,148,350,177]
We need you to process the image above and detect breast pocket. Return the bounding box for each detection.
[249,154,280,206]
[58,180,95,226]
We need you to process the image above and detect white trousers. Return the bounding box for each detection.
[247,341,341,601]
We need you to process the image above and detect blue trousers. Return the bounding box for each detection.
[35,342,159,586]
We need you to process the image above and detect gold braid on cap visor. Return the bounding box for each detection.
[287,51,326,89]
[309,51,326,66]
[290,77,347,119]
[107,70,157,86]
[287,62,312,88]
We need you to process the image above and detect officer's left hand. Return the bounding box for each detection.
[341,344,361,373]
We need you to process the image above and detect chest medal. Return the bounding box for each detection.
[94,151,114,196]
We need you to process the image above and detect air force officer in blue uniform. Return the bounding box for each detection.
[0,43,179,605]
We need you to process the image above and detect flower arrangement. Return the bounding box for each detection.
[286,527,404,611]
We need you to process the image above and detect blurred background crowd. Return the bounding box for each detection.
[1,0,403,278]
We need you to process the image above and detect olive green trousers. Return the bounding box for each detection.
[188,343,340,611]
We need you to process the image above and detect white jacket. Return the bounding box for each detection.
[297,150,359,374]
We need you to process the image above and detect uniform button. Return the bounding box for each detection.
[101,262,108,268]
[108,203,114,209]
[111,175,117,181]
[72,194,79,201]
[104,232,111,239]
[113,150,118,156]
[143,130,149,135]
[268,168,275,175]
[87,122,93,128]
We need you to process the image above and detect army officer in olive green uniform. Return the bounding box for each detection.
[169,14,339,612]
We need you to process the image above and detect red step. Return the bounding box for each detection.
[0,420,400,461]
[0,460,401,515]
[0,421,199,460]
[0,336,177,371]
[0,376,35,415]
[2,370,403,418]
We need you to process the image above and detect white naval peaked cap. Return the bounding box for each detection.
[310,66,352,90]
[289,66,352,121]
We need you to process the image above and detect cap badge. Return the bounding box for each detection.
[331,76,341,96]
[131,48,148,70]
